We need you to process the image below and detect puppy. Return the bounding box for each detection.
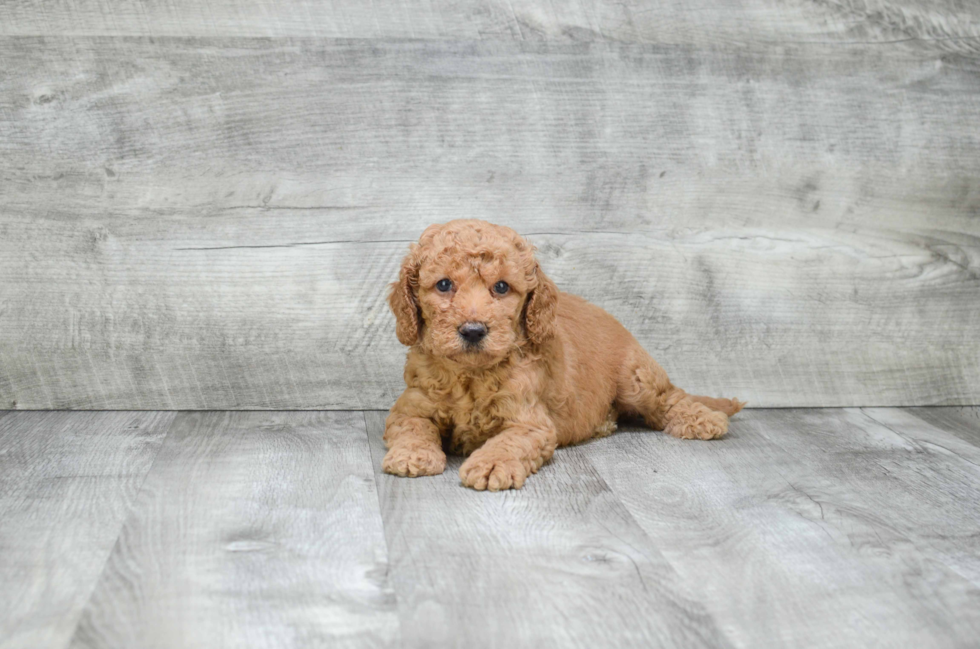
[383,220,744,491]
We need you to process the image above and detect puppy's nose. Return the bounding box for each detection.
[458,322,488,345]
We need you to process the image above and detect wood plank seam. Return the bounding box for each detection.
[360,410,405,647]
[57,412,182,649]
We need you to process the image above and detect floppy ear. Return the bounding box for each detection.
[523,263,559,346]
[388,245,423,346]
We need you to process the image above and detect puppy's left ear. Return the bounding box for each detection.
[523,263,559,346]
[389,245,423,346]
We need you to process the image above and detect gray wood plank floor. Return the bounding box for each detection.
[1,408,978,648]
[363,411,731,649]
[70,412,397,649]
[0,412,176,649]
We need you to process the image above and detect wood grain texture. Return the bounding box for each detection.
[0,411,175,649]
[905,406,980,448]
[363,411,733,649]
[587,408,980,648]
[69,411,398,649]
[858,407,980,589]
[1,0,978,54]
[1,408,978,646]
[2,33,979,408]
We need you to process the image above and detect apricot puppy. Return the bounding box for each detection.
[383,220,743,491]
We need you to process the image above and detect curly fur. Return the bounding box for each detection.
[383,220,745,491]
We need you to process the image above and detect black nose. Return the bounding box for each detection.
[458,322,488,345]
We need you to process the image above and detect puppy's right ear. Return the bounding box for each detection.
[389,245,423,346]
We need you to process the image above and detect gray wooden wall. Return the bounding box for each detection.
[1,1,979,409]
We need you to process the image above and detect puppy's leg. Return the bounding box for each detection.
[616,346,731,440]
[382,393,446,477]
[459,408,557,491]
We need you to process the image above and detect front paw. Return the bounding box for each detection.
[382,445,446,477]
[459,452,530,491]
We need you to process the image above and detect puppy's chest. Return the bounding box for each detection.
[436,377,507,455]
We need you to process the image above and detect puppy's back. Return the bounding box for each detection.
[556,291,637,362]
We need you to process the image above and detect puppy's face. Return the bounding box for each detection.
[416,247,528,365]
[389,220,558,367]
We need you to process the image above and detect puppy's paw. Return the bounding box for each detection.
[459,452,529,491]
[666,403,729,440]
[382,445,446,477]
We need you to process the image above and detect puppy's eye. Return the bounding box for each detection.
[493,281,510,295]
[435,278,453,293]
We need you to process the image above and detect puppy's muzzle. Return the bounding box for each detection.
[458,322,488,346]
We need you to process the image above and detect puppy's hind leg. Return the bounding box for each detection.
[615,345,732,440]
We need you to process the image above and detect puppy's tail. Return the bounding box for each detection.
[687,395,746,417]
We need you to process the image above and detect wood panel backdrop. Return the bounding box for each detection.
[1,0,979,409]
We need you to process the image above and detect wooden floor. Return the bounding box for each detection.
[1,408,979,648]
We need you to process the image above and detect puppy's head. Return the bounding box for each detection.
[389,220,558,366]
